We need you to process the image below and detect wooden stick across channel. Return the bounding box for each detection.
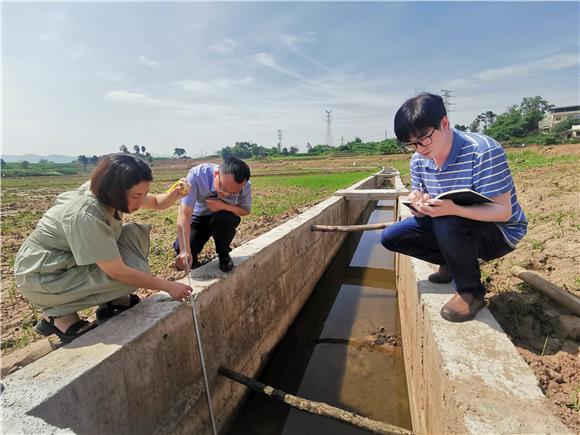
[511,266,580,316]
[218,366,413,435]
[311,222,394,232]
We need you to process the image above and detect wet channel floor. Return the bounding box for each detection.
[228,202,412,435]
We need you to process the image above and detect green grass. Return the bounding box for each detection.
[528,239,546,253]
[567,387,580,411]
[255,171,376,189]
[506,150,579,173]
[250,170,377,216]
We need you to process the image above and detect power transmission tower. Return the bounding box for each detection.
[277,129,282,151]
[324,109,333,147]
[441,89,455,113]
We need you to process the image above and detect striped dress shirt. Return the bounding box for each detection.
[410,129,527,247]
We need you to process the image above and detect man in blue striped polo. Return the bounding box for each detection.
[174,156,252,272]
[381,93,527,322]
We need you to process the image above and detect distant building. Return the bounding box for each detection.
[561,124,580,139]
[538,105,580,131]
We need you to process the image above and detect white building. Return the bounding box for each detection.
[538,105,580,131]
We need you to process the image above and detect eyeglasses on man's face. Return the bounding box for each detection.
[401,128,437,152]
[217,172,241,197]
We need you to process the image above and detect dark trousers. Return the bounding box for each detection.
[173,211,241,259]
[380,216,513,296]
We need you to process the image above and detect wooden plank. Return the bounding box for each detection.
[219,366,413,435]
[335,189,406,200]
[511,266,580,316]
[311,222,394,232]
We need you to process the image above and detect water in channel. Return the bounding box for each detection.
[228,201,412,435]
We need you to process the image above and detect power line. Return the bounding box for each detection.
[441,89,455,113]
[324,109,333,147]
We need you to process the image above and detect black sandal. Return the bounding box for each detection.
[95,294,141,322]
[34,317,97,345]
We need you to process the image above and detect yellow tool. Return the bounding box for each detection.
[166,179,191,195]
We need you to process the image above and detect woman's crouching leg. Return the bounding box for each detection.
[20,265,139,318]
[117,222,151,273]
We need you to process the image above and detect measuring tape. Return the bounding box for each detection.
[169,179,218,435]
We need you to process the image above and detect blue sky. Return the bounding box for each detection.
[2,1,579,157]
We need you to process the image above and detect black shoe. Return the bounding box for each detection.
[96,294,141,322]
[218,253,234,272]
[35,317,97,345]
[428,265,453,284]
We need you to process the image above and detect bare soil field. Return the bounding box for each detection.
[1,146,579,430]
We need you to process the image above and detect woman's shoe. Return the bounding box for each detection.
[95,294,141,322]
[34,317,97,345]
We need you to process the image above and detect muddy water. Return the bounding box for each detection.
[228,202,411,435]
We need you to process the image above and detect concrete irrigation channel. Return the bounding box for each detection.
[2,169,569,434]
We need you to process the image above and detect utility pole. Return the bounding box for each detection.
[441,89,455,113]
[341,136,344,146]
[325,109,333,147]
[277,129,282,151]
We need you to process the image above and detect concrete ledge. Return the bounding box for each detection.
[2,175,378,435]
[396,203,570,434]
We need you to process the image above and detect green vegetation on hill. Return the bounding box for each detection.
[0,160,83,177]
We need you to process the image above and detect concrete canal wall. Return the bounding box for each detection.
[2,175,378,435]
[395,202,570,434]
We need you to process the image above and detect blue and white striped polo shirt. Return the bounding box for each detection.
[410,129,527,247]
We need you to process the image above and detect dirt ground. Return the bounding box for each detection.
[1,146,579,430]
[481,147,580,430]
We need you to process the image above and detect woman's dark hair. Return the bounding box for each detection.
[394,93,447,143]
[91,154,153,214]
[219,156,251,183]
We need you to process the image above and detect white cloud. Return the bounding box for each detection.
[254,51,321,86]
[281,32,316,47]
[208,38,238,55]
[139,55,160,67]
[173,80,211,92]
[281,32,337,76]
[537,53,579,70]
[106,90,149,103]
[446,52,580,90]
[217,76,254,88]
[475,53,579,81]
[255,52,279,69]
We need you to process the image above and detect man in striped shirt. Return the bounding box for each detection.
[381,93,527,322]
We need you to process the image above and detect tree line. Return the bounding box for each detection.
[454,96,576,145]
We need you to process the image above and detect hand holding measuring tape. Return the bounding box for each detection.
[167,178,192,198]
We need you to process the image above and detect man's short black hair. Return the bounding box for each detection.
[91,154,153,214]
[219,156,251,183]
[394,92,447,143]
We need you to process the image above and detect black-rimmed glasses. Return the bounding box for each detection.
[401,128,437,152]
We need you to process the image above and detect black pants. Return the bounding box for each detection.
[173,211,241,258]
[380,215,514,296]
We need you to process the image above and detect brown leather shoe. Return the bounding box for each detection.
[428,265,452,284]
[440,293,486,322]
